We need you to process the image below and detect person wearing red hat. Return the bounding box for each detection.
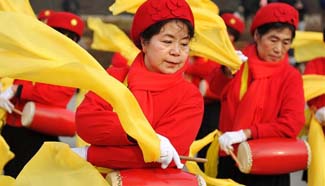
[46,11,84,42]
[221,13,245,43]
[0,11,85,178]
[208,3,305,186]
[73,0,203,170]
[185,12,246,171]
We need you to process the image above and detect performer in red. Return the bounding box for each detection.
[209,3,305,186]
[74,0,203,170]
[186,12,246,170]
[0,12,84,178]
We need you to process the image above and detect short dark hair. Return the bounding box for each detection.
[256,22,296,41]
[227,27,241,42]
[139,18,194,49]
[55,28,80,42]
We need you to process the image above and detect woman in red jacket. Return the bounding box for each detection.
[209,3,305,186]
[74,0,204,170]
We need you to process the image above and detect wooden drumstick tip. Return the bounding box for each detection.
[13,108,22,115]
[179,155,208,163]
[228,149,242,168]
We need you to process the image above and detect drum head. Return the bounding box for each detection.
[237,141,252,174]
[21,101,35,127]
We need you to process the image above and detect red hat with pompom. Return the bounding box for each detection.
[221,13,245,34]
[46,11,84,37]
[250,2,298,35]
[131,0,194,48]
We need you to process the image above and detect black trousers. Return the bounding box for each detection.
[2,125,59,178]
[218,156,290,186]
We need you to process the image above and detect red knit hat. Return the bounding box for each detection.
[37,9,55,21]
[250,2,299,35]
[47,12,85,37]
[131,0,194,48]
[221,13,245,34]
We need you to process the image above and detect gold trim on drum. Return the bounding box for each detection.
[237,141,252,174]
[196,174,207,186]
[106,171,122,186]
[303,140,312,168]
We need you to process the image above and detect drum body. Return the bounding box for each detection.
[106,168,206,186]
[237,138,311,175]
[21,101,75,136]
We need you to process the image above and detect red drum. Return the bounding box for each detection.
[106,168,206,186]
[237,138,311,175]
[21,101,76,136]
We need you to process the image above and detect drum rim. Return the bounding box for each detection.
[237,141,252,174]
[106,171,122,186]
[302,140,312,168]
[21,101,36,127]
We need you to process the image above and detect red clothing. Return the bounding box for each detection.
[111,52,128,68]
[304,57,325,109]
[185,57,221,100]
[6,80,75,127]
[76,53,204,169]
[210,44,305,139]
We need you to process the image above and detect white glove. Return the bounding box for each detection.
[219,130,247,154]
[236,50,248,62]
[0,97,14,113]
[157,134,184,169]
[0,86,15,100]
[315,106,325,125]
[71,146,89,160]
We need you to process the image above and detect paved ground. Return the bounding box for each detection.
[291,171,307,186]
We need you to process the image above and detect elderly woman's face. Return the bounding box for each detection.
[141,20,190,74]
[254,28,293,62]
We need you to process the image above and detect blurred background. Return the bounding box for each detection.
[29,0,325,69]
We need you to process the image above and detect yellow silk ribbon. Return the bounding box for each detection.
[291,31,325,62]
[0,11,159,163]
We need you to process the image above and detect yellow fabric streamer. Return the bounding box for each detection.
[87,17,140,66]
[291,31,325,62]
[15,142,110,186]
[0,175,15,186]
[185,130,242,186]
[307,117,325,186]
[187,0,219,14]
[189,7,242,71]
[0,0,36,18]
[0,135,14,172]
[0,11,159,163]
[108,0,142,15]
[303,75,325,101]
[204,130,221,178]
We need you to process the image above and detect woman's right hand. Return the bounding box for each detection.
[0,96,14,113]
[157,134,184,169]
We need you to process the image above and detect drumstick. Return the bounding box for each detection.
[13,108,22,115]
[228,149,242,168]
[179,155,208,163]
